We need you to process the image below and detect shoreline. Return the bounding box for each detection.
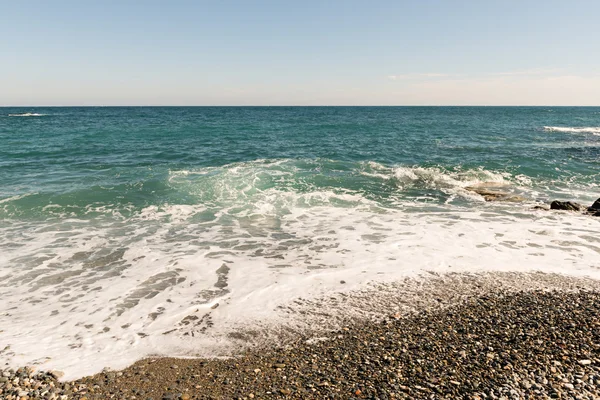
[3,271,600,399]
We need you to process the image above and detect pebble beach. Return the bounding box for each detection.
[3,272,600,400]
[3,107,600,385]
[3,0,600,395]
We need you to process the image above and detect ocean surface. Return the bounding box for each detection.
[1,106,600,378]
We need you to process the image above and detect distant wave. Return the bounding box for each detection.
[544,126,600,135]
[8,113,46,117]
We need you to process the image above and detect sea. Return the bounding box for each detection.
[1,106,599,378]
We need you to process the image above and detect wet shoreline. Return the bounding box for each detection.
[3,272,600,399]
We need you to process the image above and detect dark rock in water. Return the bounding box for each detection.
[533,205,550,211]
[592,211,600,217]
[589,198,600,211]
[550,201,585,211]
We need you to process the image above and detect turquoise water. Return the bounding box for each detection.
[1,107,599,219]
[1,107,600,377]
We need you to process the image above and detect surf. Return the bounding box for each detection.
[7,113,46,117]
[2,106,600,380]
[544,126,600,135]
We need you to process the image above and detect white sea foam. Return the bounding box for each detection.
[544,126,600,135]
[0,193,37,204]
[1,184,600,380]
[138,204,202,222]
[359,161,512,188]
[392,165,509,189]
[7,113,46,117]
[358,162,522,202]
[0,161,597,378]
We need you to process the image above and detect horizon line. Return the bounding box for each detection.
[2,105,600,108]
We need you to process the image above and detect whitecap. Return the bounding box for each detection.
[8,113,46,117]
[544,126,600,135]
[392,165,511,189]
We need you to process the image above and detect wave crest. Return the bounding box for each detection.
[1,159,531,221]
[8,113,46,117]
[544,126,600,135]
[392,166,509,190]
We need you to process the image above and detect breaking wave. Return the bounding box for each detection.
[544,126,600,135]
[2,162,599,379]
[7,113,47,117]
[0,159,547,222]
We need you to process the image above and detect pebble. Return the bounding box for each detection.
[4,288,600,399]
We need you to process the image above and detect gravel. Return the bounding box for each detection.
[3,273,600,399]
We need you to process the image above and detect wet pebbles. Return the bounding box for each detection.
[0,368,77,400]
[5,287,600,399]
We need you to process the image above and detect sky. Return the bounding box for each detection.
[1,0,599,106]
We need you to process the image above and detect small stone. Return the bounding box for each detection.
[273,363,286,369]
[579,360,592,366]
[181,394,191,400]
[50,371,64,379]
[248,394,255,399]
[253,369,261,373]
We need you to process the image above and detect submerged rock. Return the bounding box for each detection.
[550,201,585,211]
[465,185,526,202]
[533,205,550,211]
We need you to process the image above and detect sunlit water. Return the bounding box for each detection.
[1,107,599,378]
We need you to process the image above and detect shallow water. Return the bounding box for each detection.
[1,107,599,378]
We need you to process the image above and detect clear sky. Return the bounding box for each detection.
[1,0,599,106]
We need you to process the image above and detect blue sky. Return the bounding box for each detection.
[1,0,599,105]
